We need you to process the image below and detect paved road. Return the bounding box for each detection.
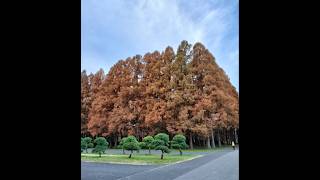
[81,162,159,180]
[173,150,238,180]
[81,149,238,180]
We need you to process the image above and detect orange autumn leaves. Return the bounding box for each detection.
[81,41,238,140]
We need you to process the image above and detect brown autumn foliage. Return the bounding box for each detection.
[82,69,105,136]
[81,70,91,135]
[81,41,239,148]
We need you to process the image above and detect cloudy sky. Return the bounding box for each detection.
[81,0,239,90]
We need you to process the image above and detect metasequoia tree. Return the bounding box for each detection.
[81,70,91,136]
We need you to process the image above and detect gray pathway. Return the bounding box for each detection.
[173,150,238,180]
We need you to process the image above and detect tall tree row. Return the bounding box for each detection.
[81,41,239,148]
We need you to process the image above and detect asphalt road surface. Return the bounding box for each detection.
[81,149,238,180]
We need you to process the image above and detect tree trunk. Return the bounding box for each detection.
[129,150,133,158]
[226,130,229,144]
[217,131,221,147]
[221,130,224,144]
[161,151,164,159]
[234,128,238,144]
[114,136,118,147]
[224,130,226,144]
[189,133,193,150]
[86,148,88,153]
[211,131,216,148]
[207,137,211,149]
[149,147,151,154]
[226,129,228,144]
[179,149,182,156]
[195,136,198,148]
[99,152,101,158]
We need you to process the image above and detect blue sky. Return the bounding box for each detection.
[81,0,238,90]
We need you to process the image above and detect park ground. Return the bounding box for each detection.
[81,147,238,180]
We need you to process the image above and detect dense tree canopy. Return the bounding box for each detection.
[171,134,188,155]
[82,137,93,153]
[123,136,140,158]
[93,137,108,157]
[142,136,155,154]
[152,133,170,159]
[81,41,239,149]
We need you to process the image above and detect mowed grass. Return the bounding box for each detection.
[81,153,201,165]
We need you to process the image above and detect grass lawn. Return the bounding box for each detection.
[81,153,201,165]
